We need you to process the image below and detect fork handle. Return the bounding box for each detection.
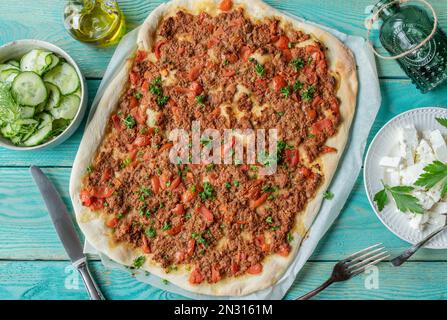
[296,278,334,300]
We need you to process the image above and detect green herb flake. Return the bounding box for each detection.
[436,117,447,129]
[301,85,315,102]
[162,222,172,231]
[134,91,143,100]
[225,181,232,189]
[196,94,206,106]
[280,86,291,98]
[287,232,294,242]
[86,164,94,173]
[293,80,303,92]
[323,191,334,200]
[145,227,156,238]
[265,216,273,224]
[123,115,136,129]
[157,95,169,107]
[290,58,304,71]
[133,256,146,269]
[199,182,215,201]
[254,63,265,77]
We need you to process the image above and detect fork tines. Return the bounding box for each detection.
[343,243,389,276]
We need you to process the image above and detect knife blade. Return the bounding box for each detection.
[30,165,105,300]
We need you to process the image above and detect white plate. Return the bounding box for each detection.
[364,107,447,249]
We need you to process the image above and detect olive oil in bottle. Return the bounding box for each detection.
[64,0,126,47]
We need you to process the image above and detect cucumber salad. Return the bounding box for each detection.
[0,49,81,147]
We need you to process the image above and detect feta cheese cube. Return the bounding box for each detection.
[379,156,402,168]
[408,213,429,231]
[400,163,425,185]
[398,125,419,166]
[416,139,435,163]
[430,202,447,214]
[413,190,436,210]
[429,130,447,162]
[386,169,401,186]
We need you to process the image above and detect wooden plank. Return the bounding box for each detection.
[1,79,446,167]
[0,260,446,300]
[2,167,447,261]
[1,0,447,78]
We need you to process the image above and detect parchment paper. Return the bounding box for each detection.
[83,12,382,300]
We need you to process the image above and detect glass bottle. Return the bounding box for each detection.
[64,0,126,47]
[374,0,447,93]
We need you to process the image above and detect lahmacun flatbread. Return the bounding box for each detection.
[70,0,357,296]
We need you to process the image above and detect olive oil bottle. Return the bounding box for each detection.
[64,0,126,47]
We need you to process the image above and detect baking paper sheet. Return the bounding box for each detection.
[83,12,382,300]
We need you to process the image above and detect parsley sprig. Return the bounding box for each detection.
[373,181,423,214]
[415,160,447,197]
[436,117,447,128]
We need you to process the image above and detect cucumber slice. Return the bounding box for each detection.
[45,54,60,73]
[11,71,47,106]
[20,49,52,75]
[22,113,53,146]
[0,64,19,72]
[19,106,35,119]
[0,69,19,84]
[50,94,80,120]
[6,60,20,68]
[43,62,79,95]
[72,87,82,98]
[44,82,61,110]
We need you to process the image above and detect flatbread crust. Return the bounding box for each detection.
[70,0,358,296]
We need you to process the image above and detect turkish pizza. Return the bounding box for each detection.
[70,0,357,296]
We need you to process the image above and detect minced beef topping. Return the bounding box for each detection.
[81,0,341,285]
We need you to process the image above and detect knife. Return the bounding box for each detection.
[30,165,105,300]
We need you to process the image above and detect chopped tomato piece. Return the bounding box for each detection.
[225,53,239,63]
[130,107,147,125]
[154,40,167,60]
[247,263,263,275]
[189,268,204,285]
[129,96,139,109]
[129,72,139,85]
[90,198,104,210]
[223,69,236,77]
[311,118,334,136]
[239,46,252,61]
[111,114,122,131]
[133,135,151,147]
[284,149,299,167]
[275,35,290,50]
[305,108,317,121]
[231,263,240,275]
[106,217,119,228]
[250,193,269,209]
[187,239,195,256]
[188,65,202,81]
[135,50,147,63]
[299,167,312,178]
[207,37,219,49]
[200,205,214,223]
[321,146,337,154]
[210,266,221,283]
[254,235,270,252]
[159,142,173,153]
[312,96,323,109]
[142,235,151,253]
[142,80,149,92]
[277,244,290,257]
[173,204,185,215]
[151,176,160,195]
[189,81,203,96]
[271,75,287,92]
[169,176,182,190]
[167,224,183,236]
[80,189,93,206]
[219,0,232,11]
[182,188,197,204]
[101,168,112,182]
[91,186,114,199]
[282,48,292,62]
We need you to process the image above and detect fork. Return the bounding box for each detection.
[296,243,389,300]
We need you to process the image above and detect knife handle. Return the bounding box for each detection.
[76,260,105,300]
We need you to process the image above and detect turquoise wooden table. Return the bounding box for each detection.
[1,0,447,300]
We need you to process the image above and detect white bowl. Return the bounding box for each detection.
[0,39,87,151]
[364,107,447,249]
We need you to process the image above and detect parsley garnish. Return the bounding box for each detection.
[262,185,278,193]
[199,182,215,201]
[415,160,447,197]
[157,95,169,107]
[223,59,230,66]
[265,216,273,224]
[145,227,156,238]
[254,63,265,77]
[293,80,303,91]
[373,182,423,214]
[287,232,294,242]
[162,222,172,231]
[196,94,206,106]
[323,191,334,200]
[301,85,315,102]
[121,158,131,169]
[162,279,169,285]
[123,115,136,129]
[133,256,146,268]
[291,58,304,71]
[149,76,169,106]
[192,232,209,247]
[86,164,94,173]
[233,180,239,187]
[436,117,447,128]
[134,91,143,100]
[225,181,231,189]
[280,86,291,98]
